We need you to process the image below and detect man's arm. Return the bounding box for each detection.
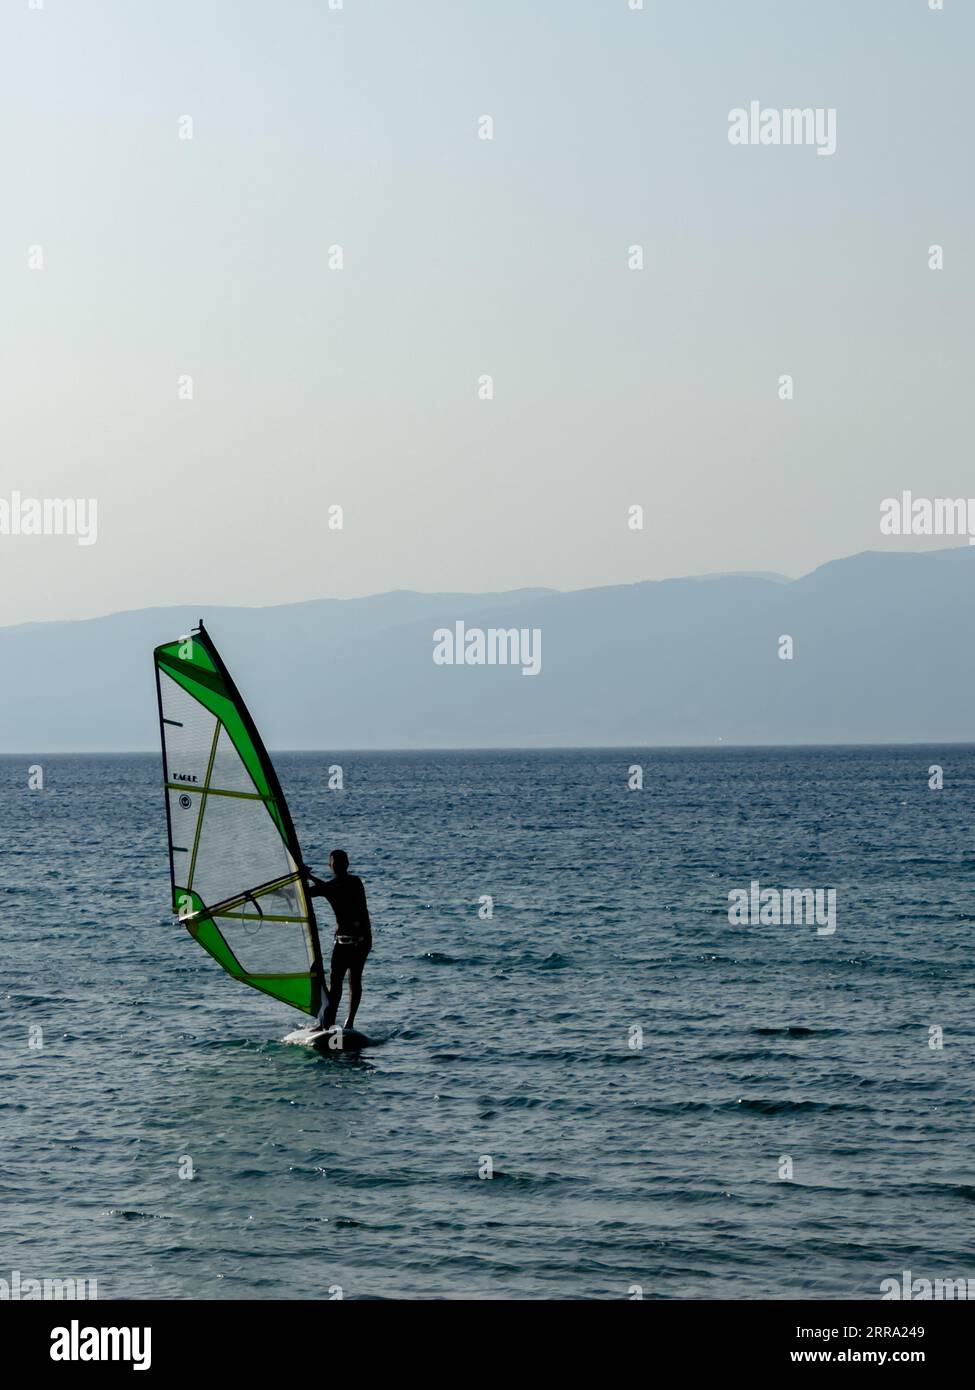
[303,870,330,898]
[356,879,373,948]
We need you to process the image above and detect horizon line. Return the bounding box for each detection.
[4,739,975,757]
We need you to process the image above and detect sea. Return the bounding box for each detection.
[2,747,974,1300]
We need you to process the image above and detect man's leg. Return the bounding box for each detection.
[343,951,366,1029]
[321,946,346,1027]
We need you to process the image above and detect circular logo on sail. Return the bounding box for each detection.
[179,794,192,809]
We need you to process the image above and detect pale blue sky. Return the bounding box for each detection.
[1,0,971,624]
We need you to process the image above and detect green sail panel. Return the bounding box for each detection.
[153,625,326,1017]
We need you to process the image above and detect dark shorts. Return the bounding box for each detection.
[330,941,369,977]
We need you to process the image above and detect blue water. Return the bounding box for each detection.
[2,748,974,1299]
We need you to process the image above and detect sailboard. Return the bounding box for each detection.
[153,622,327,1019]
[282,1024,372,1051]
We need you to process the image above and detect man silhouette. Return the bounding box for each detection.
[305,850,372,1030]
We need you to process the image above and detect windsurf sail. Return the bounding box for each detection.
[153,622,326,1017]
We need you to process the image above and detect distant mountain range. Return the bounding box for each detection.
[2,547,973,751]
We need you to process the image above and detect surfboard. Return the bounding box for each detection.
[282,1024,372,1051]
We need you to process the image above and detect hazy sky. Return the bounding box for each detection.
[1,0,971,626]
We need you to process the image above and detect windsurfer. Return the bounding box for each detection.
[305,850,373,1031]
